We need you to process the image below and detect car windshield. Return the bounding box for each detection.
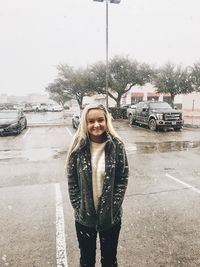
[0,111,18,119]
[149,102,171,109]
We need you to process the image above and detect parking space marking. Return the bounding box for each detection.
[166,173,200,194]
[65,127,72,137]
[55,183,68,267]
[22,128,30,139]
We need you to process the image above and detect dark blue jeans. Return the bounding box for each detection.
[75,221,121,267]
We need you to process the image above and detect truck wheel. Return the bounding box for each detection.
[16,124,22,135]
[72,120,76,129]
[174,127,181,131]
[24,119,27,129]
[149,119,157,131]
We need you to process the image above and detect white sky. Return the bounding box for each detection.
[1,0,200,96]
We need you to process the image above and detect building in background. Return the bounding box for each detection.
[182,92,200,111]
[0,93,54,105]
[1,88,200,111]
[121,83,200,111]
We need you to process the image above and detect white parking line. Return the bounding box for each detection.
[22,128,30,138]
[166,173,200,194]
[55,183,68,267]
[65,127,72,136]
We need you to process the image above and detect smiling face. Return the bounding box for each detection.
[86,108,107,143]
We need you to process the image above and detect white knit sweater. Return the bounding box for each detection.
[90,141,106,211]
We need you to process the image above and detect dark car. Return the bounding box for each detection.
[0,110,27,136]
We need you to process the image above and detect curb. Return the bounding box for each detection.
[27,122,70,127]
[184,115,200,119]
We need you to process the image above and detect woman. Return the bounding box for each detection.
[66,104,129,267]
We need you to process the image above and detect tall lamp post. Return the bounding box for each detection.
[93,0,121,108]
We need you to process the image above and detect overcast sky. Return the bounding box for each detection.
[1,0,200,96]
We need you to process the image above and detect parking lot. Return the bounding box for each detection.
[0,111,200,266]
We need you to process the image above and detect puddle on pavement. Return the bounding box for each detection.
[1,141,199,161]
[126,141,200,154]
[0,148,65,161]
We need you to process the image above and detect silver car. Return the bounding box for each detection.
[72,113,80,129]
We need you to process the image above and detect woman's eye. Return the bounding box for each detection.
[87,118,105,124]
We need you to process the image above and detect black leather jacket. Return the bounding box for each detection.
[67,133,129,232]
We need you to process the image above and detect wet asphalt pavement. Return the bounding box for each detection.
[0,111,200,266]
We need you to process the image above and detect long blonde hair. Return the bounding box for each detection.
[67,104,121,160]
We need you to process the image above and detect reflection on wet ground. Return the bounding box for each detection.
[1,141,200,162]
[0,148,66,161]
[126,140,200,154]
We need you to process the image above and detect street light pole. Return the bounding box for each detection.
[106,0,109,109]
[93,0,121,109]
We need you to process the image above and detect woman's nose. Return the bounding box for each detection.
[94,121,100,127]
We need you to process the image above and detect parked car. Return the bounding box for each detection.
[35,103,48,112]
[72,113,80,129]
[63,104,70,110]
[127,101,183,131]
[0,110,27,135]
[50,105,63,112]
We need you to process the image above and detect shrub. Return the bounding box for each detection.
[108,107,127,119]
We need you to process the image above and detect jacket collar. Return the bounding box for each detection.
[78,131,114,152]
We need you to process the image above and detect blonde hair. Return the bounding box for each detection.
[66,104,121,161]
